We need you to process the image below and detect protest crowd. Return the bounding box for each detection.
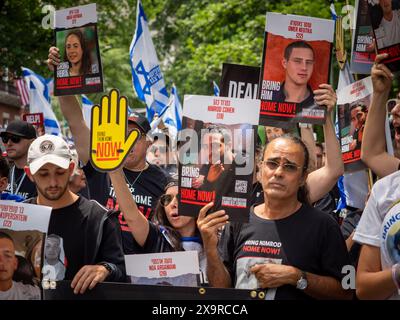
[2,0,400,301]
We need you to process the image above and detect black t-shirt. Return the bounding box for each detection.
[219,204,350,300]
[6,166,37,200]
[84,162,168,254]
[250,182,264,206]
[37,197,125,281]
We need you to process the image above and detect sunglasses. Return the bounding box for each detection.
[160,193,178,207]
[1,135,22,144]
[263,159,302,173]
[386,99,400,113]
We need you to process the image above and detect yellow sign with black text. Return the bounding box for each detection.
[90,89,140,171]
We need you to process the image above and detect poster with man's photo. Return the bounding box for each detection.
[125,251,200,287]
[368,0,400,71]
[0,201,52,300]
[337,77,372,172]
[259,13,334,128]
[178,95,260,222]
[351,0,376,74]
[54,3,103,96]
[220,63,260,99]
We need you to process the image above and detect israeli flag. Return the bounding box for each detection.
[129,0,169,122]
[162,84,183,140]
[81,95,93,128]
[213,81,220,96]
[22,67,61,136]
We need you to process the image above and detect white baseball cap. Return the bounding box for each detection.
[28,135,72,175]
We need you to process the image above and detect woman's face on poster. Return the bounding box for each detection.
[66,34,83,65]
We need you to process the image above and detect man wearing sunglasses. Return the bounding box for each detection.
[0,120,37,200]
[198,135,352,300]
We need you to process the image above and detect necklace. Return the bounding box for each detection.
[123,162,149,191]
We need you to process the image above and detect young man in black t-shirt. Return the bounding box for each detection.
[49,81,168,254]
[198,136,352,300]
[25,134,125,294]
[1,120,37,200]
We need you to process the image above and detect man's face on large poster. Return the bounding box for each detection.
[282,47,314,86]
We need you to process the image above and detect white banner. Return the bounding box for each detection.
[54,3,97,29]
[183,95,260,125]
[0,201,51,232]
[266,12,334,42]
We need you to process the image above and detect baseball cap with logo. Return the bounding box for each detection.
[27,135,72,175]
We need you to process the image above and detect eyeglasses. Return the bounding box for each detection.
[386,99,400,113]
[160,193,178,207]
[263,159,303,173]
[1,135,22,144]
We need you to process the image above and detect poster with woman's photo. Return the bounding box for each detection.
[368,0,400,71]
[178,95,260,223]
[351,0,377,74]
[54,3,103,96]
[259,13,334,128]
[0,201,52,300]
[337,77,372,172]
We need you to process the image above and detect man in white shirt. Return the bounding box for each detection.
[376,0,400,48]
[0,232,40,300]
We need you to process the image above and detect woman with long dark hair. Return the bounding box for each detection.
[109,168,207,283]
[63,29,92,76]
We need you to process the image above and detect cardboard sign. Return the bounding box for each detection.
[0,201,52,298]
[178,95,260,222]
[337,77,372,172]
[125,251,200,287]
[90,89,140,171]
[259,13,334,128]
[22,113,44,126]
[351,0,376,74]
[368,0,400,71]
[219,63,260,99]
[54,4,104,96]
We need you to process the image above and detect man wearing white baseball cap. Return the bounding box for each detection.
[24,135,126,294]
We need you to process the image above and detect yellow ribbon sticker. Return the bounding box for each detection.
[90,89,140,171]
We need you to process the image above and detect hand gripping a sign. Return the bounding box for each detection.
[90,89,140,171]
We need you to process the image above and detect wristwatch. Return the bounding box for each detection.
[296,270,308,290]
[97,262,113,275]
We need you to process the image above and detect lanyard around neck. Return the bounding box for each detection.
[10,166,26,195]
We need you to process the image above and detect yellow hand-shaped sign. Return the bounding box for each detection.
[90,89,140,171]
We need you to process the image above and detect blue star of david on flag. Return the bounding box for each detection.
[129,0,169,122]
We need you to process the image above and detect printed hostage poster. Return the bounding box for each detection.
[220,63,260,99]
[125,251,200,287]
[337,76,372,172]
[54,3,103,96]
[178,95,260,223]
[351,0,377,74]
[259,12,334,128]
[368,0,400,71]
[0,201,52,300]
